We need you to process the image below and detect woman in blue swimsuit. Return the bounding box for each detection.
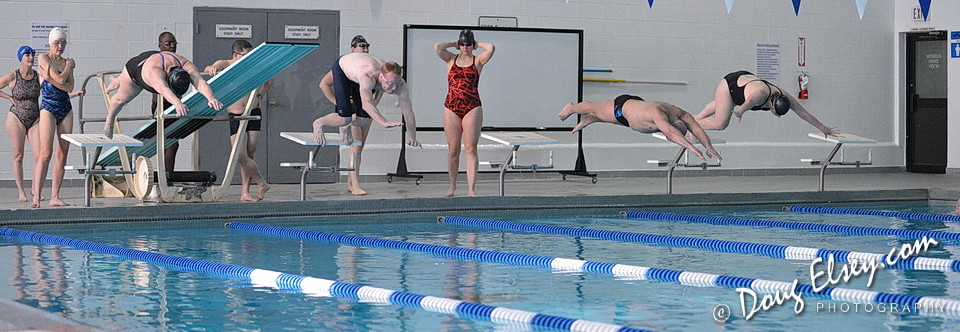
[35,28,84,208]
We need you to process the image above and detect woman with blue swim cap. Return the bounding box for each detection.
[0,46,41,203]
[694,71,838,137]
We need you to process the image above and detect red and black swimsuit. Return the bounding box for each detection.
[444,54,481,118]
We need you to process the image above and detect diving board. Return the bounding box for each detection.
[646,132,723,194]
[97,42,317,203]
[98,42,319,166]
[280,132,361,201]
[480,132,557,196]
[61,134,143,207]
[803,132,876,191]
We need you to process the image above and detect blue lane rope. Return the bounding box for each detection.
[438,216,960,273]
[226,222,960,317]
[788,205,960,223]
[623,210,960,242]
[0,227,648,332]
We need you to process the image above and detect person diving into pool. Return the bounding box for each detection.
[559,94,721,161]
[103,50,223,138]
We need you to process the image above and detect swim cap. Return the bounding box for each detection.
[49,27,67,45]
[350,35,368,48]
[771,94,791,116]
[17,46,35,62]
[167,68,191,96]
[458,29,476,46]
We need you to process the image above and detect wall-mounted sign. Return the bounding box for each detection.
[215,24,252,38]
[31,22,69,54]
[756,43,780,82]
[285,25,319,40]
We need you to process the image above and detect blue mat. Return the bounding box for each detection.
[98,42,318,166]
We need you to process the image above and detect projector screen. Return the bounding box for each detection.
[403,25,582,130]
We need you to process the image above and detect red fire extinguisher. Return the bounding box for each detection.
[798,72,809,99]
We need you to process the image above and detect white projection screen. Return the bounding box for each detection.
[403,25,582,130]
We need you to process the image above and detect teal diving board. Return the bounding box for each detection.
[97,42,318,166]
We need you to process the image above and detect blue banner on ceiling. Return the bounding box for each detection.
[918,0,931,21]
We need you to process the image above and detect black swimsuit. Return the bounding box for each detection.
[125,51,182,94]
[723,71,773,111]
[613,94,644,126]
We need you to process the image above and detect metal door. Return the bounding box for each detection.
[265,11,340,184]
[906,31,947,173]
[193,7,339,184]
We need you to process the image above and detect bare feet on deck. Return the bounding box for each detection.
[241,194,258,202]
[18,191,27,202]
[445,185,456,198]
[49,198,70,207]
[348,185,367,196]
[257,183,271,201]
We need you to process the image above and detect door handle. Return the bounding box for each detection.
[269,100,278,106]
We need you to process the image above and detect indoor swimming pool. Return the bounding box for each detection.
[2,200,959,331]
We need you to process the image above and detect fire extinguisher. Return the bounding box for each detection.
[798,72,809,99]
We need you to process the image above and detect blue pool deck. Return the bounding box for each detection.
[1,170,959,330]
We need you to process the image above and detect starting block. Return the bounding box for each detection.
[480,132,558,196]
[645,132,724,194]
[61,134,143,207]
[280,132,361,201]
[803,133,875,191]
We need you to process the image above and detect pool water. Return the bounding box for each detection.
[2,200,960,331]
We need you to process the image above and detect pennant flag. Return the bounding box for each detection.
[649,0,655,8]
[918,0,931,21]
[792,0,802,16]
[725,0,735,13]
[855,0,868,20]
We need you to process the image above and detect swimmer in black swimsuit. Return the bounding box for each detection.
[695,70,838,136]
[559,95,721,161]
[104,50,222,139]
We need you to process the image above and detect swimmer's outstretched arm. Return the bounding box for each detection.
[785,93,838,136]
[679,112,721,160]
[655,114,706,160]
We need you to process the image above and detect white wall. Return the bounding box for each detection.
[0,0,908,179]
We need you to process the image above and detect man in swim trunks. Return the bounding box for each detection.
[695,70,838,136]
[311,53,419,148]
[318,35,376,195]
[558,95,722,161]
[205,40,271,202]
[36,28,85,208]
[103,48,223,139]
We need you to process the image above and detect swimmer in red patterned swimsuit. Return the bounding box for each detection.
[434,29,495,197]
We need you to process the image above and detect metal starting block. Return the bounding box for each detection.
[803,132,876,191]
[480,132,558,196]
[61,134,143,207]
[280,132,361,201]
[647,132,724,194]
